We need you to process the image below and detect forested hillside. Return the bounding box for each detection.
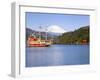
[54,26,89,44]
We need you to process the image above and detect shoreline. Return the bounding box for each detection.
[52,43,89,45]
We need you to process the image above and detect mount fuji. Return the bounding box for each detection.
[47,25,66,34]
[46,25,66,36]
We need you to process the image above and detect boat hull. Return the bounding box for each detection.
[28,44,50,47]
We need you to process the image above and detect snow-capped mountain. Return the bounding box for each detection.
[47,25,66,33]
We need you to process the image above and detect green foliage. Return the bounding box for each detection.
[54,25,89,44]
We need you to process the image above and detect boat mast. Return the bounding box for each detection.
[45,27,48,40]
[39,26,42,40]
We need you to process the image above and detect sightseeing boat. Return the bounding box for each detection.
[27,28,52,47]
[27,35,52,47]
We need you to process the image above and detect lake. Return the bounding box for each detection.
[26,45,89,67]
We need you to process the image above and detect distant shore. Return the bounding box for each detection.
[52,43,89,45]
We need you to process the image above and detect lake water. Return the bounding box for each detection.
[26,45,89,67]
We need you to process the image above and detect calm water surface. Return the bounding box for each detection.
[26,45,89,67]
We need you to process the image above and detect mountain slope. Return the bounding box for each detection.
[54,26,89,44]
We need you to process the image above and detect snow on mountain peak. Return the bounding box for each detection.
[47,25,66,33]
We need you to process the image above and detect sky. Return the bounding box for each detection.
[26,12,89,32]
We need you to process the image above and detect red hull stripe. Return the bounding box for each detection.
[28,44,47,47]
